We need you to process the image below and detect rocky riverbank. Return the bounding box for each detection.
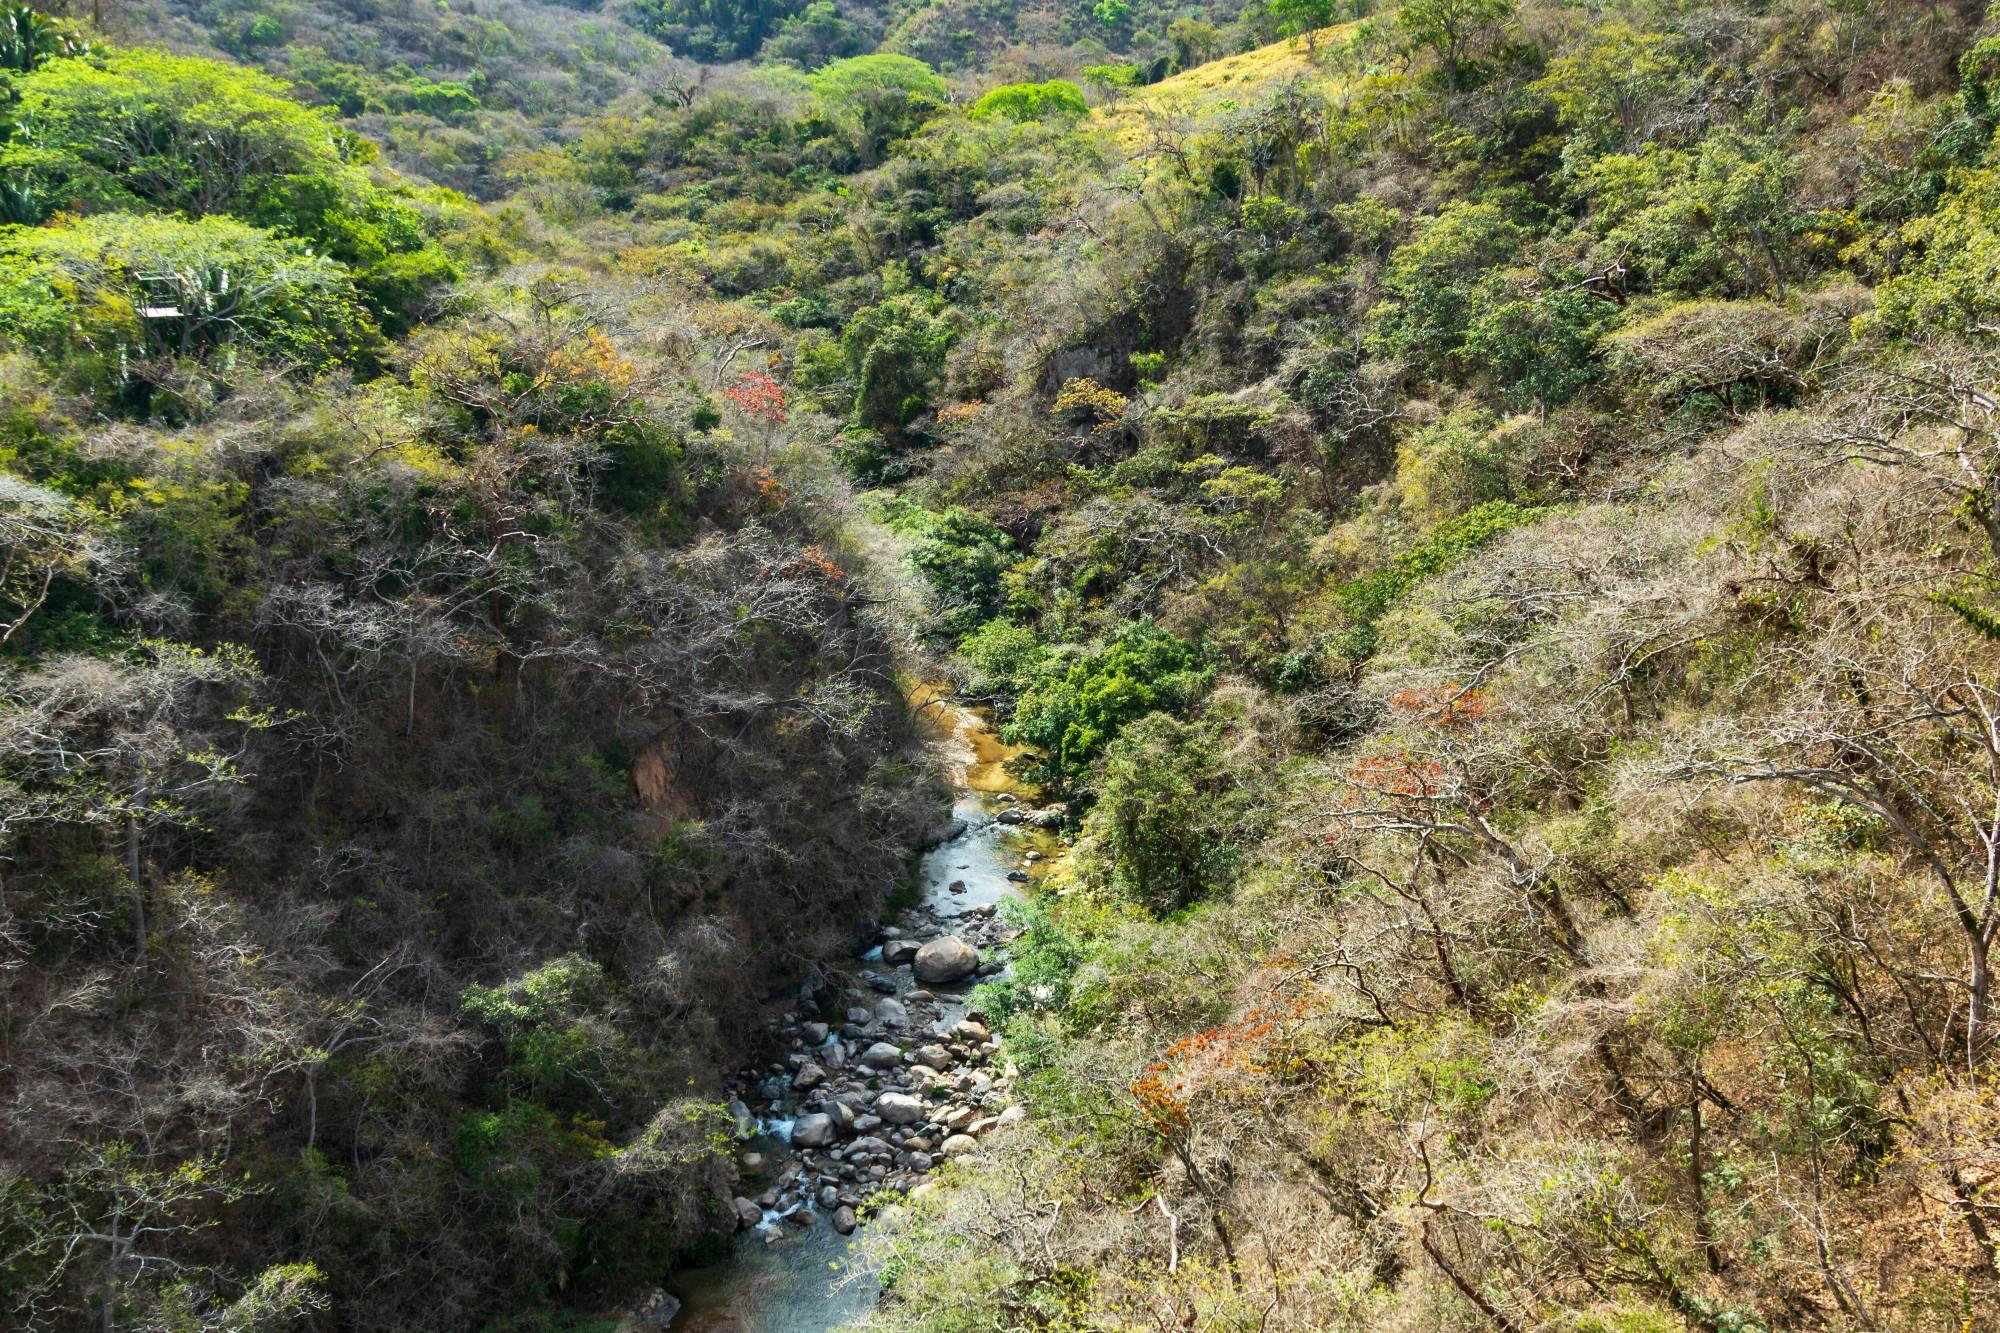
[646,692,1065,1330]
[722,855,1055,1241]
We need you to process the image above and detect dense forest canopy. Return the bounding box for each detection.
[11,0,2000,1328]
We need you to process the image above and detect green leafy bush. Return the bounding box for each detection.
[0,212,379,400]
[1005,620,1212,788]
[969,80,1087,122]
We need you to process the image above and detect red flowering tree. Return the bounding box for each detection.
[722,371,788,425]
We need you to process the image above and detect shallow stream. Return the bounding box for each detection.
[664,686,1060,1330]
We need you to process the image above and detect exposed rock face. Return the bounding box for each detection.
[913,935,980,984]
[629,735,698,819]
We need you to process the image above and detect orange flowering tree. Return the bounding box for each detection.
[1318,682,1581,1015]
[1128,990,1312,1286]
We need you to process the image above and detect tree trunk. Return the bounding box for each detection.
[1969,932,1990,1070]
[1689,1076,1722,1274]
[125,808,144,961]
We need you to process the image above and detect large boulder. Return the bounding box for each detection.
[859,1041,904,1069]
[913,935,981,984]
[875,1091,926,1125]
[791,1113,837,1148]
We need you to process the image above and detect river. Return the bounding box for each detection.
[663,685,1061,1330]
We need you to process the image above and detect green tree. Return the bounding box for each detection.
[1083,712,1244,913]
[1463,275,1613,412]
[1270,0,1338,52]
[970,80,1088,122]
[1168,17,1222,71]
[841,283,959,432]
[1529,21,1679,150]
[765,0,862,69]
[0,47,454,326]
[1588,125,1810,299]
[1367,200,1528,380]
[808,54,949,164]
[0,3,88,75]
[1,50,356,224]
[462,955,627,1109]
[1393,406,1517,526]
[1874,160,2000,335]
[902,506,1017,637]
[1006,621,1212,788]
[1397,0,1514,90]
[622,0,802,60]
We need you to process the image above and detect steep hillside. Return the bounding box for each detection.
[0,12,937,1329]
[15,0,2000,1329]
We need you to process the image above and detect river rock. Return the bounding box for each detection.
[791,1113,836,1148]
[953,1019,991,1043]
[913,936,980,984]
[728,1099,755,1139]
[941,1133,980,1158]
[882,939,920,966]
[793,1063,827,1091]
[912,1043,954,1071]
[875,1091,925,1125]
[860,1041,904,1069]
[621,1288,682,1330]
[874,997,909,1028]
[733,1196,763,1228]
[833,1205,858,1235]
[996,1105,1027,1128]
[801,1021,830,1045]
